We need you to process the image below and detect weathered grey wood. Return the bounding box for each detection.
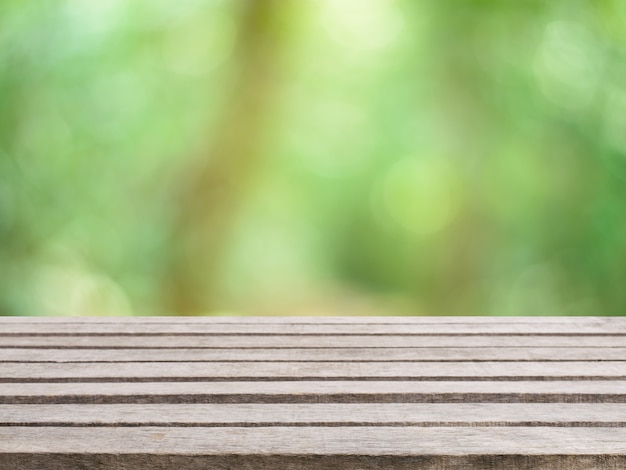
[3,346,626,362]
[3,403,626,426]
[0,315,612,323]
[2,316,625,469]
[2,426,626,455]
[3,321,626,334]
[3,380,626,404]
[3,334,626,348]
[1,360,625,381]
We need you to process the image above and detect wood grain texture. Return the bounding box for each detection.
[3,334,626,347]
[1,316,625,469]
[3,380,626,404]
[0,316,613,323]
[3,321,626,334]
[3,403,626,426]
[3,346,626,362]
[2,360,625,381]
[2,426,626,454]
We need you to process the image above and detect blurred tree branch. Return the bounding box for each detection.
[164,0,285,315]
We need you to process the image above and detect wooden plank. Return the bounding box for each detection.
[0,316,612,323]
[3,403,626,426]
[3,380,626,404]
[1,361,625,381]
[3,334,626,348]
[2,347,626,362]
[2,317,624,469]
[2,426,626,455]
[2,322,626,334]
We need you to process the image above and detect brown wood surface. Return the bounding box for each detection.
[3,334,626,347]
[1,316,625,469]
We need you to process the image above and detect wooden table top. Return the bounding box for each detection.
[1,316,625,469]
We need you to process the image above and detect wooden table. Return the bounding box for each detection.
[1,316,625,469]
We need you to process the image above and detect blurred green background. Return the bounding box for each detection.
[1,0,625,317]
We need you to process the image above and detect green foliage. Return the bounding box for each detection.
[1,0,625,315]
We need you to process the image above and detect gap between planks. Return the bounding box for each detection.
[3,380,626,404]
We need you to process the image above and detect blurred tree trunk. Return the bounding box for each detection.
[419,4,497,314]
[164,0,285,315]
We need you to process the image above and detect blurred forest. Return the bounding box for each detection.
[1,0,625,316]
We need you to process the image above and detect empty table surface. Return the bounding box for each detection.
[1,316,625,469]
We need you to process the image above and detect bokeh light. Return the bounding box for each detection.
[1,0,625,316]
